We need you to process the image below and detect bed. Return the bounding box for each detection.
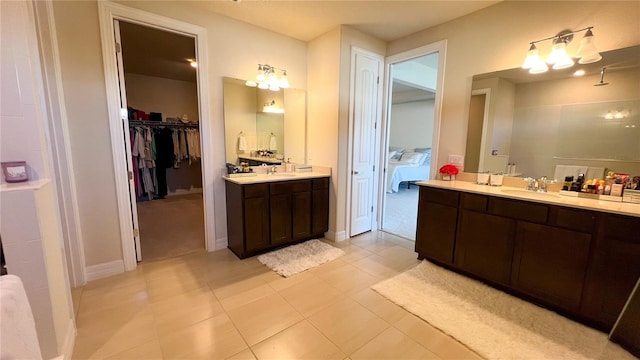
[386,148,431,193]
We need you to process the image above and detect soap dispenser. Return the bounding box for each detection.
[285,158,294,173]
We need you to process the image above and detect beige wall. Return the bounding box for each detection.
[53,0,307,267]
[389,100,435,150]
[388,1,640,173]
[125,73,199,122]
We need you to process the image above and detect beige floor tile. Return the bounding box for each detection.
[308,257,349,276]
[394,314,482,360]
[73,308,157,359]
[144,272,209,303]
[350,235,401,254]
[350,288,408,324]
[151,286,225,336]
[104,338,163,360]
[316,263,382,295]
[339,245,375,264]
[77,282,150,317]
[308,298,390,355]
[267,269,320,292]
[220,283,276,311]
[279,277,344,317]
[82,268,146,296]
[351,256,401,279]
[226,293,304,346]
[252,320,346,360]
[211,271,274,300]
[226,348,257,360]
[350,327,439,359]
[158,313,247,359]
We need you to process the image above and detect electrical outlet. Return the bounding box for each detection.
[448,155,464,166]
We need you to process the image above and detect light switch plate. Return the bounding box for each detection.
[448,154,464,166]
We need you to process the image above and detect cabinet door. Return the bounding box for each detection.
[312,188,329,236]
[582,214,640,329]
[270,193,292,245]
[454,210,516,285]
[511,222,591,311]
[292,191,312,240]
[244,196,270,252]
[415,201,458,264]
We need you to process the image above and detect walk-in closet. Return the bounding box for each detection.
[119,21,204,262]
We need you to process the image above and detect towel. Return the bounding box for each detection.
[269,134,277,151]
[554,165,588,181]
[238,133,247,151]
[0,275,43,360]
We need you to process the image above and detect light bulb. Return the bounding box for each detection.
[522,44,540,70]
[605,111,614,120]
[576,28,602,64]
[548,42,574,69]
[529,57,549,74]
[279,71,290,88]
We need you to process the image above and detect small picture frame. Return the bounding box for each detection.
[1,161,28,183]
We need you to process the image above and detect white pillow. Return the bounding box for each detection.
[402,152,425,165]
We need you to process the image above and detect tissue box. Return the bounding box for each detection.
[477,173,490,185]
[490,174,504,186]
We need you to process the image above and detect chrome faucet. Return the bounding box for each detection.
[524,176,553,192]
[268,165,278,175]
[537,176,549,192]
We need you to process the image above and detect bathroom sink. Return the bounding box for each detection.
[500,189,561,200]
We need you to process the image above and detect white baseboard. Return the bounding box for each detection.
[61,318,76,359]
[214,236,228,251]
[324,230,347,242]
[85,260,125,282]
[167,187,203,197]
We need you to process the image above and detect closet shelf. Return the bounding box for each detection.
[128,120,199,128]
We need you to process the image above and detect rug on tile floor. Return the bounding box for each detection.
[257,239,345,277]
[372,260,635,360]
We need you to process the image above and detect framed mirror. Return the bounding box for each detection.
[464,45,640,180]
[223,77,306,166]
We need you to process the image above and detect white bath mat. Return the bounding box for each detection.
[257,239,345,277]
[372,261,635,360]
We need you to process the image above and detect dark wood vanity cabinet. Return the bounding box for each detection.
[415,187,459,264]
[416,185,640,333]
[225,177,329,259]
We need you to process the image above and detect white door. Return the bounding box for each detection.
[350,49,382,237]
[114,20,142,261]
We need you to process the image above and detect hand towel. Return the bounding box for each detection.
[238,133,248,151]
[0,275,43,360]
[269,134,277,151]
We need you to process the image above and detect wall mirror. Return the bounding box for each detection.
[464,45,640,180]
[223,77,306,165]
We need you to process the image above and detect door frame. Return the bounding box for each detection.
[472,88,492,172]
[378,40,447,230]
[98,1,215,271]
[346,46,384,238]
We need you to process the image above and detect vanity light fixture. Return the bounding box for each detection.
[263,100,285,114]
[522,27,601,74]
[573,69,586,76]
[245,64,289,91]
[186,59,197,68]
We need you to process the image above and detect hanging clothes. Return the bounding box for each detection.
[153,127,175,198]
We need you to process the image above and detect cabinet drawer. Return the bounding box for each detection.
[270,180,311,195]
[462,193,487,212]
[548,206,596,233]
[243,183,268,198]
[420,187,459,207]
[599,214,640,243]
[313,177,329,190]
[488,197,548,224]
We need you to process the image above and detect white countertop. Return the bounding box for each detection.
[416,180,640,217]
[223,171,330,185]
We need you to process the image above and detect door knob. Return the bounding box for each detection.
[353,170,360,175]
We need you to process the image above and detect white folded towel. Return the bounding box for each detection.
[238,133,247,151]
[269,134,277,151]
[0,275,43,360]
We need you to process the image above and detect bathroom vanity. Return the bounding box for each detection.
[224,173,330,259]
[415,180,640,333]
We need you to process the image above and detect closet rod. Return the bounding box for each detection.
[128,120,199,128]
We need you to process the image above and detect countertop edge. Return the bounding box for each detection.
[417,180,640,217]
[223,172,330,184]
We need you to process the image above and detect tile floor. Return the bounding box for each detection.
[70,231,483,359]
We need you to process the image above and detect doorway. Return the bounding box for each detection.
[379,42,446,240]
[117,21,205,262]
[98,1,215,271]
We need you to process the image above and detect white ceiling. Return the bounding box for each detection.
[187,0,501,42]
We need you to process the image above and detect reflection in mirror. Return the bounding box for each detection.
[465,45,640,180]
[223,77,306,166]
